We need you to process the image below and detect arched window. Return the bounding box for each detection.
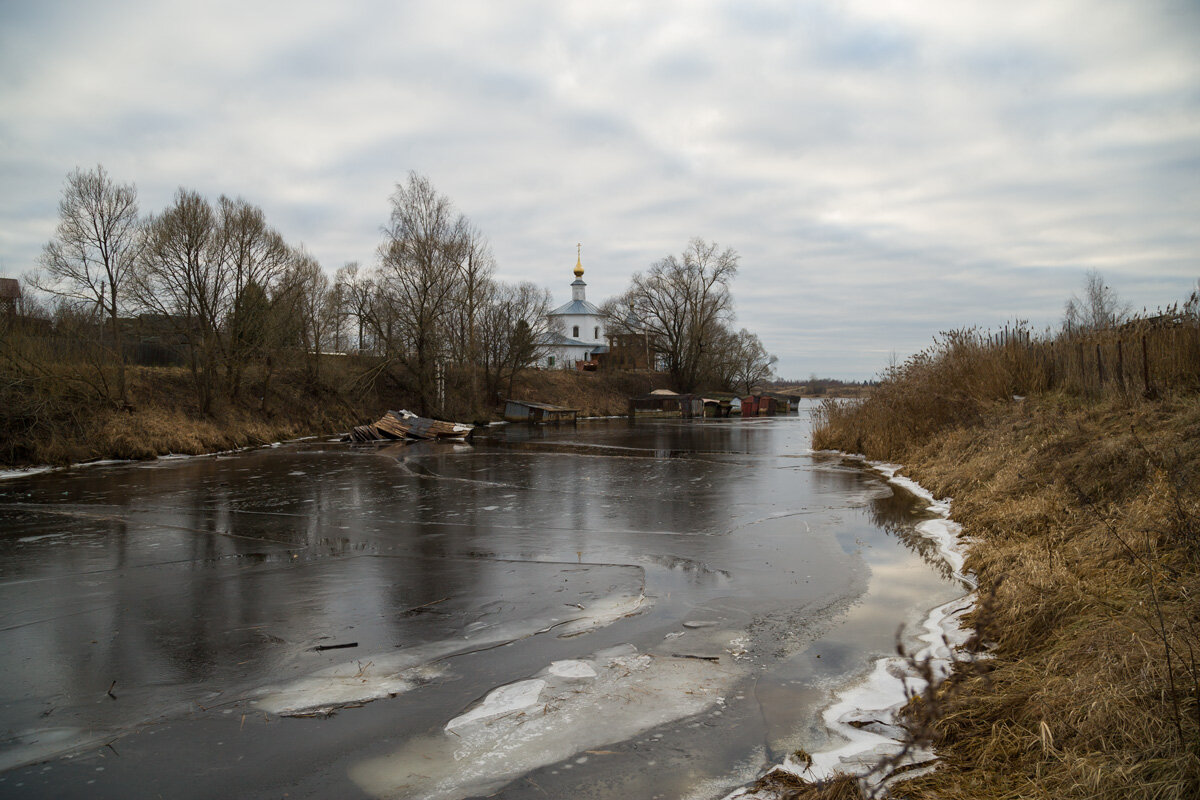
[594,326,599,339]
[572,325,579,338]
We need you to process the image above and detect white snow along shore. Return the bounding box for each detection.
[726,457,978,798]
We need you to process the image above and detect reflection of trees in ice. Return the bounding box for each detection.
[641,552,731,582]
[868,486,958,583]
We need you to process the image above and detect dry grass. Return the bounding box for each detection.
[0,341,671,466]
[1,358,384,466]
[746,770,864,800]
[812,310,1200,463]
[509,368,671,417]
[807,312,1200,799]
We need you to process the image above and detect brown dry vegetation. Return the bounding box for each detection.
[1,358,378,466]
[509,368,671,417]
[802,314,1200,799]
[0,335,667,467]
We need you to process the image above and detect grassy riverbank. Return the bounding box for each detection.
[0,357,663,467]
[805,323,1199,799]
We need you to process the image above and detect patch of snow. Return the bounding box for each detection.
[726,457,978,798]
[254,585,648,716]
[351,640,746,800]
[254,661,447,717]
[446,679,547,729]
[551,591,647,637]
[915,518,971,586]
[0,466,56,482]
[547,660,598,678]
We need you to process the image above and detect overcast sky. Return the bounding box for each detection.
[2,0,1197,379]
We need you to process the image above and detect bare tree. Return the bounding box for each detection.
[35,165,140,404]
[214,196,290,399]
[598,294,643,338]
[1063,269,1130,332]
[334,261,376,354]
[377,172,469,415]
[626,237,739,392]
[251,277,310,414]
[599,294,657,370]
[133,188,225,414]
[726,328,778,395]
[284,247,334,383]
[704,323,740,389]
[449,223,495,412]
[478,280,552,400]
[1185,278,1200,319]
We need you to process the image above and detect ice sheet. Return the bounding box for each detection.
[547,659,597,678]
[446,679,547,729]
[253,587,647,716]
[351,639,747,800]
[0,466,55,482]
[727,457,977,797]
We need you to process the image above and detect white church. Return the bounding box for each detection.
[543,245,608,369]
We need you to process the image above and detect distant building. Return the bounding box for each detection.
[600,325,656,370]
[544,245,607,369]
[0,278,21,326]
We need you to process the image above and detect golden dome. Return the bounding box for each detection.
[574,242,584,278]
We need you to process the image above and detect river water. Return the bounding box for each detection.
[0,403,963,799]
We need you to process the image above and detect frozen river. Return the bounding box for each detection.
[0,404,964,799]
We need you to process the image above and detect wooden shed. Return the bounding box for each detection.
[630,393,705,418]
[503,399,579,424]
[742,395,779,416]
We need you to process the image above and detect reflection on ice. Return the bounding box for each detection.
[799,596,973,782]
[0,411,967,799]
[0,728,94,773]
[727,460,976,797]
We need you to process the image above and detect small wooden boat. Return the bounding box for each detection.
[347,410,474,443]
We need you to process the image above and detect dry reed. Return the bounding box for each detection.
[802,304,1200,799]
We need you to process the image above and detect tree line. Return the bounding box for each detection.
[602,237,776,395]
[16,165,777,419]
[22,167,556,416]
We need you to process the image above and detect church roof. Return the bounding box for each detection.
[549,298,602,316]
[541,331,593,347]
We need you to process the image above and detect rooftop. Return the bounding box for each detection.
[549,299,602,316]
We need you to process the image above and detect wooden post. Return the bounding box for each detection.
[1142,335,1155,398]
[1116,339,1126,392]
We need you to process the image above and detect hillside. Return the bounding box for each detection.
[0,358,668,468]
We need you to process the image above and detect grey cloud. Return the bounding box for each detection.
[2,0,1198,380]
